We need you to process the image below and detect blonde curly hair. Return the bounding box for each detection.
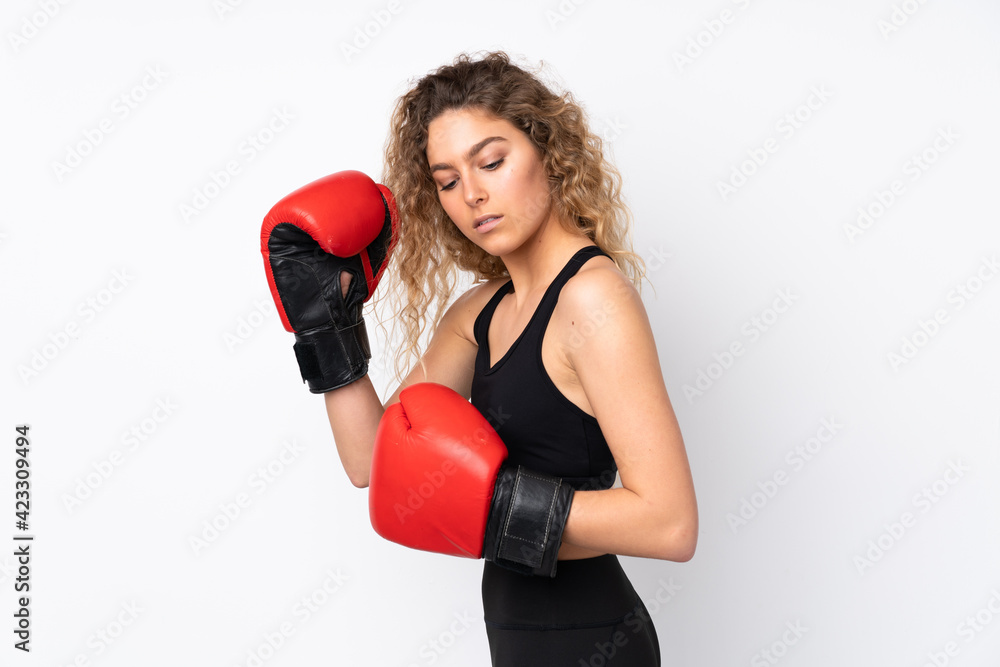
[379,50,646,386]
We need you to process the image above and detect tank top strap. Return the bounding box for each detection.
[473,245,608,354]
[473,279,514,348]
[524,245,608,339]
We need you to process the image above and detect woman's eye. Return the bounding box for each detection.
[438,159,503,191]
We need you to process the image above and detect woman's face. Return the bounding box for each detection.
[426,107,556,256]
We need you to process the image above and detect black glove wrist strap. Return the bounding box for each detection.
[483,464,575,578]
[292,316,370,393]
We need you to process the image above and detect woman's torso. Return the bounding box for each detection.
[468,244,618,491]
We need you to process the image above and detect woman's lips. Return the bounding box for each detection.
[476,215,502,233]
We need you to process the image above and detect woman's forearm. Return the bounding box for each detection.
[323,375,385,488]
[557,541,606,560]
[560,487,698,563]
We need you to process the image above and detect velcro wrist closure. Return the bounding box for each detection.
[491,465,575,578]
[292,319,370,393]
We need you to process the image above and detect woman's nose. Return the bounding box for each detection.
[464,174,486,206]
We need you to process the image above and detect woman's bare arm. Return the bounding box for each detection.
[323,278,496,488]
[555,267,699,562]
[324,375,386,488]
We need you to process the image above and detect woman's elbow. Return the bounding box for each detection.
[655,520,698,562]
[672,525,698,562]
[341,452,373,488]
[346,468,370,489]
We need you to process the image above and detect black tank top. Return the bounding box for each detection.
[470,245,617,491]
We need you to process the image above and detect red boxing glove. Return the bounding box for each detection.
[370,383,506,557]
[260,170,397,392]
[369,383,575,577]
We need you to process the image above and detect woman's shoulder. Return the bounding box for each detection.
[441,277,510,344]
[454,277,510,313]
[551,253,645,340]
[561,253,639,312]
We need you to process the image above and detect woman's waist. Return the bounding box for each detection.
[481,555,640,629]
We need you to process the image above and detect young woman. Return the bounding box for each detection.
[264,50,698,666]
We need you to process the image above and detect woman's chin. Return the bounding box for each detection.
[466,233,512,257]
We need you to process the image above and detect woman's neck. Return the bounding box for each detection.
[499,215,594,303]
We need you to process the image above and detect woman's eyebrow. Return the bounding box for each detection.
[429,136,508,173]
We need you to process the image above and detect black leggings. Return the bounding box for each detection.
[482,555,660,666]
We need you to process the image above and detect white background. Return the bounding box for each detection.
[3,0,999,665]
